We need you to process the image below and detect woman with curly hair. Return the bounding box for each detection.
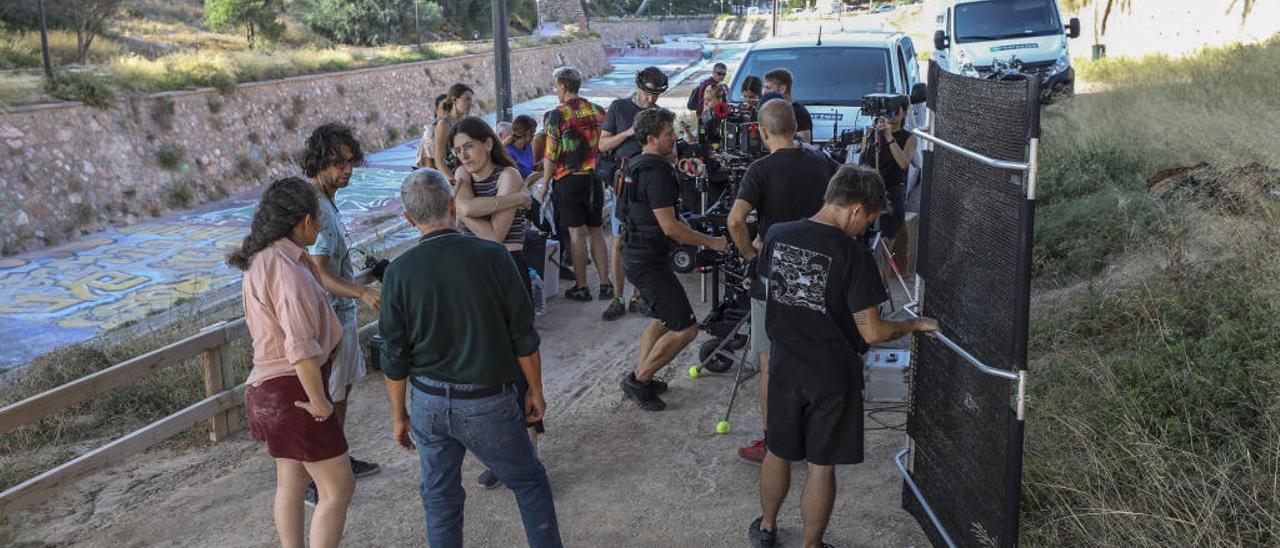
[227,177,354,548]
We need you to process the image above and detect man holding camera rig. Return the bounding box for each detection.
[727,99,842,465]
[858,95,918,244]
[597,67,669,322]
[617,108,730,411]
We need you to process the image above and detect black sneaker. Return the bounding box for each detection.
[350,457,381,478]
[621,373,666,411]
[303,482,318,507]
[564,286,592,302]
[648,377,669,394]
[628,295,651,316]
[477,469,500,490]
[598,283,615,300]
[602,298,626,321]
[749,517,777,548]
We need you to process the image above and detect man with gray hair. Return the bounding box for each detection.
[379,168,562,548]
[543,66,610,303]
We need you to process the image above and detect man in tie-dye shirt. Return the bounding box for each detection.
[542,66,612,303]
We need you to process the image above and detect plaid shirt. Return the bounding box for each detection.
[545,97,606,180]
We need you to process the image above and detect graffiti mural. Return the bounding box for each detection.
[0,165,415,373]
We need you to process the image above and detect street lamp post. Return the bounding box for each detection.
[492,0,513,122]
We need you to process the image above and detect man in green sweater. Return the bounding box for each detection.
[379,168,562,548]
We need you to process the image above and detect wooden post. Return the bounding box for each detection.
[201,345,232,442]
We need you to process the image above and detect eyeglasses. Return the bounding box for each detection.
[450,141,483,157]
[638,87,663,98]
[714,71,727,77]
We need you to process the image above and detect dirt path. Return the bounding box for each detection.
[7,272,925,548]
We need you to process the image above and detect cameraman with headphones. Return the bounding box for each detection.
[598,67,669,322]
[618,107,729,412]
[727,98,840,465]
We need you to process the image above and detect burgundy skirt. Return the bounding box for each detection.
[244,360,348,462]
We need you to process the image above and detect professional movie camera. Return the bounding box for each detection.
[860,93,906,118]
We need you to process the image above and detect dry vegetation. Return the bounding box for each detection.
[1023,36,1280,546]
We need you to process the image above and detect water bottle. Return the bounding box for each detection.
[529,268,547,317]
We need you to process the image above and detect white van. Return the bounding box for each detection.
[726,31,927,145]
[931,0,1081,102]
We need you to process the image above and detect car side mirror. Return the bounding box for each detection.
[933,30,948,51]
[910,82,927,105]
[1067,18,1081,39]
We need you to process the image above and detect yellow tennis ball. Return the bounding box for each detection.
[716,421,731,434]
[688,365,701,378]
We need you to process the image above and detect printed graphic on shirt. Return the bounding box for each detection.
[768,242,831,313]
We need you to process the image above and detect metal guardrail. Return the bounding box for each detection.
[0,238,412,517]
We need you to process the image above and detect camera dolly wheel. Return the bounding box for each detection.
[698,338,736,373]
[671,246,696,274]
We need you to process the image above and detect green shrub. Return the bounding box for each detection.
[156,143,186,171]
[150,97,176,130]
[43,71,115,109]
[164,179,194,208]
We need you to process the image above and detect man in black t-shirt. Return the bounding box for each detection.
[599,66,668,322]
[747,165,938,548]
[727,98,840,466]
[618,107,729,412]
[763,68,813,144]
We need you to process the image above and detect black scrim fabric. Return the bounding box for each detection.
[903,62,1034,548]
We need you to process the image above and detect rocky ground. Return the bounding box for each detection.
[5,272,926,548]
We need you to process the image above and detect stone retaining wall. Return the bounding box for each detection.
[592,17,718,46]
[0,40,610,256]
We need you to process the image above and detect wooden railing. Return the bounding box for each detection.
[0,245,406,517]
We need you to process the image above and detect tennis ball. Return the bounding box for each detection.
[716,421,731,434]
[688,365,701,378]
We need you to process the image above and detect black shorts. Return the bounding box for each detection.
[553,173,603,228]
[765,374,863,465]
[879,184,906,240]
[623,252,696,332]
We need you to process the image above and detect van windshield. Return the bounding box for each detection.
[729,47,892,107]
[954,0,1061,43]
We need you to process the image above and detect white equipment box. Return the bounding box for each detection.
[864,348,910,403]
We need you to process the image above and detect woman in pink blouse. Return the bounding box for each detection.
[227,177,354,548]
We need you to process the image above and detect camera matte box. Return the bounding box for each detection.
[864,348,910,403]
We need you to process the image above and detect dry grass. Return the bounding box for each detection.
[1024,36,1280,546]
[0,29,127,69]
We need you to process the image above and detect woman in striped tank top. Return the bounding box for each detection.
[448,116,533,297]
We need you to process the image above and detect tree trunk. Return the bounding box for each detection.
[247,21,256,49]
[76,25,87,63]
[636,0,653,15]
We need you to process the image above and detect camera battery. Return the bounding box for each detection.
[863,348,910,403]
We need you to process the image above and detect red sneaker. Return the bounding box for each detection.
[738,439,765,465]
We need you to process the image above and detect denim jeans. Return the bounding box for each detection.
[409,377,562,548]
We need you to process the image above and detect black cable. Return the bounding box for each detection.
[865,403,908,432]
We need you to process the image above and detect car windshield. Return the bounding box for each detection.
[954,0,1061,43]
[729,47,892,106]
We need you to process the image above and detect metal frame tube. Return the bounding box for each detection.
[896,448,959,548]
[910,129,1029,172]
[901,306,1018,381]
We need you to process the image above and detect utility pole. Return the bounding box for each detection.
[492,0,513,122]
[37,0,53,77]
[772,0,779,37]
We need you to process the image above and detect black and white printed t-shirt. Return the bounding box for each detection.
[761,219,887,392]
